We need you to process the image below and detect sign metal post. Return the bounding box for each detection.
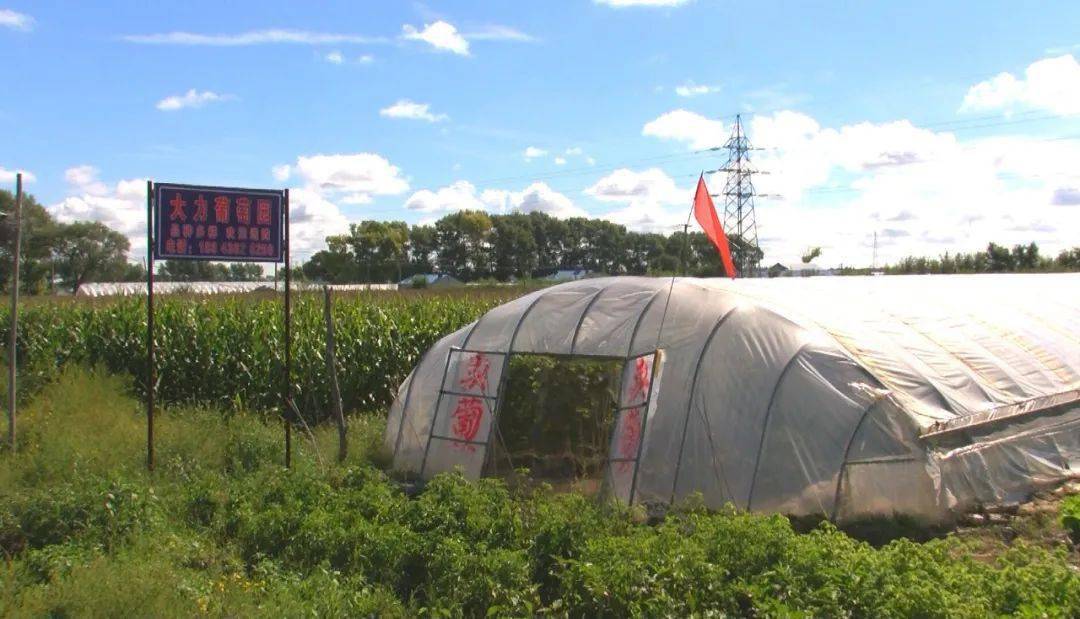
[145,182,288,470]
[283,188,292,468]
[146,181,155,470]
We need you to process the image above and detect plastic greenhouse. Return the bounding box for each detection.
[384,274,1080,521]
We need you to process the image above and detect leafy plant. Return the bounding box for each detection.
[1062,495,1080,543]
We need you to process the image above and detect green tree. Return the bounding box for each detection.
[801,246,822,264]
[52,221,131,294]
[491,214,538,280]
[227,263,264,281]
[987,242,1013,272]
[1056,247,1080,270]
[407,225,438,275]
[348,221,409,282]
[303,236,358,283]
[157,260,230,281]
[0,189,60,293]
[435,210,492,280]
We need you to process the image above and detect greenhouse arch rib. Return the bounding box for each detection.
[475,290,549,476]
[830,397,888,521]
[670,306,740,504]
[625,288,666,358]
[746,341,812,511]
[569,287,607,355]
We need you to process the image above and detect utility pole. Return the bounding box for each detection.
[717,115,763,276]
[8,172,22,453]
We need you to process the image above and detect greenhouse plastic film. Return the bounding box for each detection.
[386,274,1080,521]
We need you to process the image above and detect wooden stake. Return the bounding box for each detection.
[7,173,22,453]
[323,285,347,462]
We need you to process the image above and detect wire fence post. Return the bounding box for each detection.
[7,172,22,453]
[323,285,347,462]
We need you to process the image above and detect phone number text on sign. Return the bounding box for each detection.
[154,183,283,262]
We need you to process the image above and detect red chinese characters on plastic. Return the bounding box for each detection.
[449,396,485,452]
[448,353,492,451]
[628,356,651,403]
[616,356,652,471]
[459,352,491,393]
[616,408,642,472]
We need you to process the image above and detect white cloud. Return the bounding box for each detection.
[462,25,535,42]
[523,146,547,160]
[324,51,344,64]
[401,21,469,55]
[292,153,409,200]
[0,8,33,31]
[961,54,1080,115]
[156,89,231,111]
[554,157,567,166]
[486,182,586,218]
[123,29,386,46]
[273,152,409,255]
[586,168,690,232]
[565,147,583,156]
[357,54,375,64]
[717,108,1080,267]
[405,181,486,213]
[675,81,718,97]
[405,180,585,218]
[595,0,693,6]
[50,177,147,255]
[64,165,109,195]
[0,167,35,184]
[286,187,350,256]
[379,99,448,122]
[586,167,686,205]
[642,109,726,149]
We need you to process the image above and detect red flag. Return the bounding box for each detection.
[693,174,737,278]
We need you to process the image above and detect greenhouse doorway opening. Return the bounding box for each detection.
[486,354,624,496]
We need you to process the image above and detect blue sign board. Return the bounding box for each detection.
[154,183,283,262]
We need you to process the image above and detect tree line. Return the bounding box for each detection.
[882,242,1080,275]
[0,189,272,294]
[4,188,1077,294]
[301,210,763,283]
[0,189,142,294]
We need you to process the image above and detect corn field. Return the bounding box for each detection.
[1,290,520,422]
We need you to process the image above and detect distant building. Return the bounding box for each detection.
[545,268,591,282]
[767,263,789,278]
[399,273,464,288]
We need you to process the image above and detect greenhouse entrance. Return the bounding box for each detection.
[486,355,623,495]
[417,346,663,503]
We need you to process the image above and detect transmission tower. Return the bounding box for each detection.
[718,114,762,276]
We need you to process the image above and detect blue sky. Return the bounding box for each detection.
[2,0,1079,266]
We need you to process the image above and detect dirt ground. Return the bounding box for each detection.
[952,479,1080,568]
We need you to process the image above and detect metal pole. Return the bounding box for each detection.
[7,173,22,453]
[146,180,155,471]
[283,188,292,467]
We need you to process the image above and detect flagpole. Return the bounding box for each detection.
[654,173,703,351]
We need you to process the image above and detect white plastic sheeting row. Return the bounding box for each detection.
[76,282,398,297]
[385,274,1080,521]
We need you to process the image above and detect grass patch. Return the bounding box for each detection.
[2,367,1079,616]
